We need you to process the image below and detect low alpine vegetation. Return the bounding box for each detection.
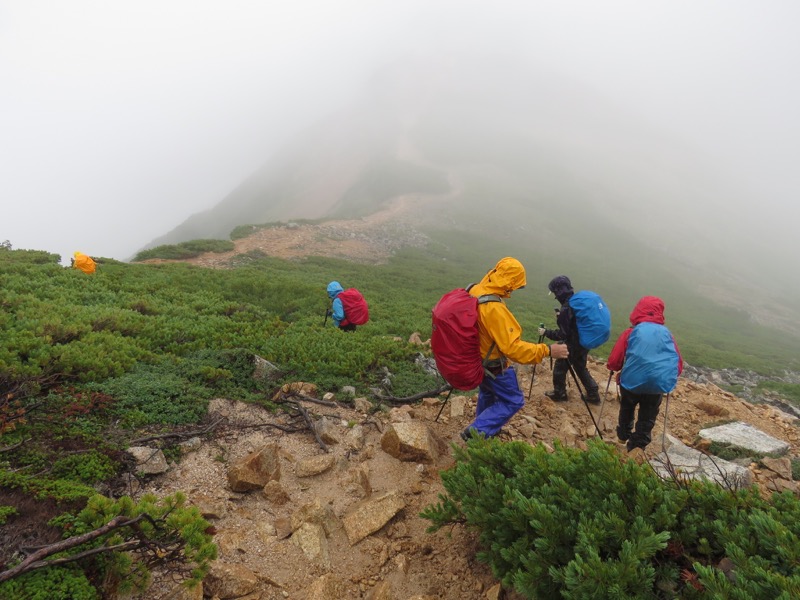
[422,437,800,599]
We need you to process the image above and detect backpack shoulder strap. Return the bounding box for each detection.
[477,294,501,304]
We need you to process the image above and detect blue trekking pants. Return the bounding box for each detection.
[469,366,525,437]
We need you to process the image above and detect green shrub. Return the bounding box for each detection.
[0,566,97,600]
[422,438,800,599]
[132,239,234,261]
[51,451,118,484]
[0,505,18,525]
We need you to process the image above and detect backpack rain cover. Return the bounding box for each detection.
[568,290,611,349]
[338,288,369,326]
[431,289,490,390]
[621,321,680,394]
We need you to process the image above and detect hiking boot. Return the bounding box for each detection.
[545,389,568,402]
[627,447,647,465]
[585,391,602,405]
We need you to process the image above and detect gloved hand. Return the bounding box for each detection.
[326,309,333,317]
[538,327,546,337]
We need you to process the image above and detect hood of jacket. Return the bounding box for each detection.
[473,257,527,298]
[629,296,665,326]
[327,281,344,299]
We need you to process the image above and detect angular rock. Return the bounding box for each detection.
[650,435,753,488]
[272,381,318,400]
[127,446,169,475]
[345,424,366,451]
[262,480,290,505]
[296,453,336,477]
[190,493,228,520]
[291,498,339,536]
[274,516,293,539]
[227,444,281,492]
[178,436,202,454]
[306,573,349,599]
[367,580,394,600]
[761,456,793,479]
[342,491,406,545]
[292,521,330,567]
[448,395,466,418]
[354,397,372,412]
[252,355,282,383]
[380,422,443,463]
[698,421,790,455]
[204,562,259,599]
[315,417,341,445]
[161,581,203,600]
[486,584,503,600]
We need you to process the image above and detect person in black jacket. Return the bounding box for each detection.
[538,275,601,404]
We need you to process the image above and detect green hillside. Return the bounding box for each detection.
[2,238,800,594]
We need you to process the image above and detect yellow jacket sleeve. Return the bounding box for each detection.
[477,301,550,365]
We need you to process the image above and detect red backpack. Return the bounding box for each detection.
[338,288,369,326]
[431,288,500,390]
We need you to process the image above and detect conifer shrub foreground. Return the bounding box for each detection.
[421,438,800,599]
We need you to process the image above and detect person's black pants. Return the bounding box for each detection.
[616,388,663,450]
[552,345,598,396]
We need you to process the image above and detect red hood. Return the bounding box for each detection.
[629,296,665,326]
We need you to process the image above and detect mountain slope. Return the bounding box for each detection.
[141,56,800,341]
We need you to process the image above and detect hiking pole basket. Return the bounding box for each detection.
[566,360,603,439]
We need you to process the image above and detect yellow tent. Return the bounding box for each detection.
[73,251,96,274]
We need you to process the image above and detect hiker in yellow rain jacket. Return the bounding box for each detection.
[462,257,569,440]
[72,252,96,274]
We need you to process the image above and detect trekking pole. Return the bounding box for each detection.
[435,387,454,422]
[527,323,546,399]
[567,361,603,439]
[661,392,671,453]
[597,371,613,428]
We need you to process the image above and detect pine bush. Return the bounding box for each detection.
[422,438,800,599]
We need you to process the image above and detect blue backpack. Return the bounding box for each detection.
[621,322,680,394]
[568,290,611,349]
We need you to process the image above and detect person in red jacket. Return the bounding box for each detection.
[606,296,683,453]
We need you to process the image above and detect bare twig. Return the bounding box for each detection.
[285,400,329,452]
[130,417,225,445]
[372,384,452,404]
[0,514,147,583]
[0,438,30,453]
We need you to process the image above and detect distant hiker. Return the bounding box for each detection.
[539,275,603,404]
[460,257,568,440]
[72,251,96,275]
[606,296,683,453]
[326,281,369,332]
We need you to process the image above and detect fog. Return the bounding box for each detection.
[2,1,799,282]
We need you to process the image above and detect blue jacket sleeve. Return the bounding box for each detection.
[331,297,344,327]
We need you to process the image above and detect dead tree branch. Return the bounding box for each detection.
[130,417,225,445]
[372,384,452,404]
[0,514,147,583]
[283,400,329,452]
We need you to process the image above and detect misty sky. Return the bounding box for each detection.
[2,1,799,264]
